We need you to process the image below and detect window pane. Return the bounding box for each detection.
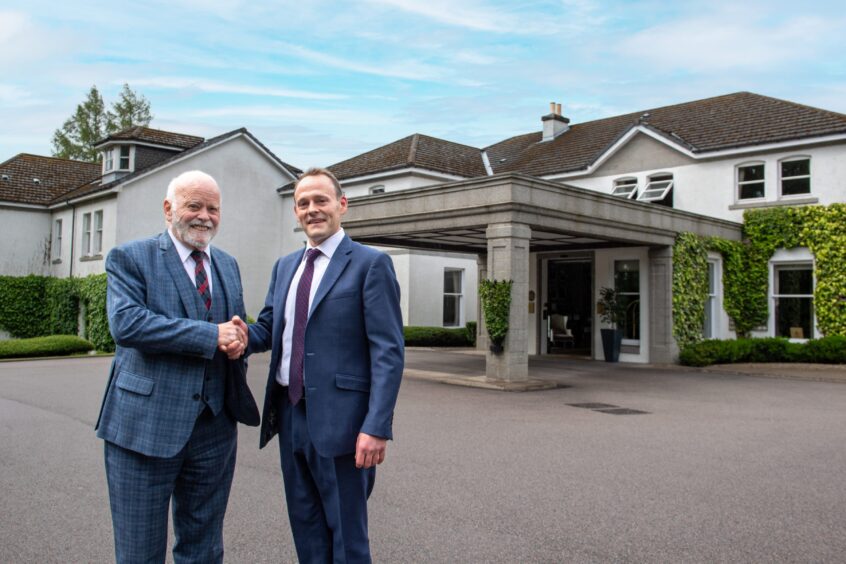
[707,262,716,293]
[703,297,714,339]
[443,296,460,326]
[782,159,809,177]
[775,297,812,338]
[618,295,640,339]
[650,174,673,182]
[444,270,461,293]
[95,210,103,229]
[614,261,639,293]
[738,164,764,182]
[782,178,810,195]
[740,182,765,199]
[777,268,812,294]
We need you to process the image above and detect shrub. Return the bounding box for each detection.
[404,326,473,347]
[0,335,94,359]
[0,275,50,338]
[465,321,477,347]
[680,336,846,366]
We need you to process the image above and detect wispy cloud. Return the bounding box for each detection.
[124,77,346,100]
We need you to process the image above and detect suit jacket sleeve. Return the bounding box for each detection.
[106,245,218,358]
[360,252,405,439]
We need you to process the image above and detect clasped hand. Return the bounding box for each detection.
[217,315,248,359]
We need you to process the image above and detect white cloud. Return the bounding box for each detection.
[123,77,346,100]
[364,0,552,34]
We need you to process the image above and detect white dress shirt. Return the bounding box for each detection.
[277,228,345,386]
[168,228,213,295]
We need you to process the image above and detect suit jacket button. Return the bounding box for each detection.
[193,393,200,400]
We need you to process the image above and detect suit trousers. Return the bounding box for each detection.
[275,388,375,564]
[104,407,237,564]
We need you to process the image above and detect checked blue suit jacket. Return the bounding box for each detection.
[248,235,404,457]
[95,231,247,458]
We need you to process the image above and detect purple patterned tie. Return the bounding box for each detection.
[190,250,211,310]
[288,248,321,405]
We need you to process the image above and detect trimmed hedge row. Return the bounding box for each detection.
[404,326,474,347]
[679,336,846,367]
[0,335,94,359]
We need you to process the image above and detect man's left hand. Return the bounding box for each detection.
[355,433,386,469]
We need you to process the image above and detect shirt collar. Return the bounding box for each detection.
[306,228,345,261]
[168,228,211,264]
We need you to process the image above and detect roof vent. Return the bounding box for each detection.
[1,174,9,181]
[638,112,651,124]
[33,178,41,184]
[542,101,570,142]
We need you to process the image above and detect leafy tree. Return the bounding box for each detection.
[51,84,153,162]
[107,83,153,132]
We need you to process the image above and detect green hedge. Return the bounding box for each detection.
[0,335,94,359]
[679,336,846,367]
[0,273,113,352]
[404,326,474,347]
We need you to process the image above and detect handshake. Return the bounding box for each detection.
[217,315,249,359]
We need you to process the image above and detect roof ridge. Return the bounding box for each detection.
[407,133,420,164]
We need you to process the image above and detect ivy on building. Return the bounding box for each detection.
[673,204,846,349]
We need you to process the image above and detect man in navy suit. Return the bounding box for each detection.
[96,170,249,563]
[248,167,404,563]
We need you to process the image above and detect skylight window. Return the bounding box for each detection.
[638,173,673,202]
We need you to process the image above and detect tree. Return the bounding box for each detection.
[51,84,153,162]
[107,83,153,132]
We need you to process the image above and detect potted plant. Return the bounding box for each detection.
[479,279,513,354]
[597,286,626,362]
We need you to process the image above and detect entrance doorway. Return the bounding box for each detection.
[543,258,592,356]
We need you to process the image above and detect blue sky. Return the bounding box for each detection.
[2,0,845,168]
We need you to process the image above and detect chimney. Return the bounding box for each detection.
[542,101,570,142]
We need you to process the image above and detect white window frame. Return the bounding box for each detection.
[637,173,673,202]
[614,259,640,344]
[612,177,638,199]
[369,184,386,195]
[93,209,104,254]
[704,259,718,339]
[52,218,62,261]
[736,161,766,201]
[118,146,131,170]
[443,268,464,327]
[103,149,114,172]
[82,212,92,256]
[779,156,811,198]
[772,261,815,340]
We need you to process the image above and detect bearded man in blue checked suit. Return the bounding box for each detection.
[248,167,404,563]
[96,170,253,563]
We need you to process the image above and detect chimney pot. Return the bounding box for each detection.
[556,103,562,115]
[549,102,556,114]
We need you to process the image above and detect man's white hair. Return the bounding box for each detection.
[165,170,221,205]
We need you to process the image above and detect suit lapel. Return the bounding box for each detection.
[310,236,352,317]
[160,232,205,320]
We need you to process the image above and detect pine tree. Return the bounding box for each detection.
[51,84,154,163]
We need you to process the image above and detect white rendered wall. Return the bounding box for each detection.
[0,207,51,275]
[49,207,74,278]
[71,196,117,277]
[404,249,478,327]
[111,135,293,317]
[564,134,846,222]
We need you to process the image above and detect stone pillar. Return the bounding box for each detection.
[649,246,678,364]
[476,254,488,352]
[485,223,531,381]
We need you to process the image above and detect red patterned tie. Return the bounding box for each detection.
[289,248,321,405]
[190,250,211,310]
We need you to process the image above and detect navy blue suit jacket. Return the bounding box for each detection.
[96,232,247,458]
[248,235,404,457]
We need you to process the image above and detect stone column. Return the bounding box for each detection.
[476,254,488,352]
[485,223,531,381]
[648,245,678,363]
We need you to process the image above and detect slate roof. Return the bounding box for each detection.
[486,92,846,177]
[94,126,205,150]
[0,154,100,205]
[329,133,486,181]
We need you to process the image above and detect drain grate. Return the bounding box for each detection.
[595,408,650,415]
[567,402,619,409]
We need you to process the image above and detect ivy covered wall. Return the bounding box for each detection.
[673,204,846,349]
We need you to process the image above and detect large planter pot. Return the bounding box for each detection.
[600,328,623,362]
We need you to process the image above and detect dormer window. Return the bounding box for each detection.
[118,146,131,170]
[638,173,673,202]
[102,146,132,174]
[369,185,386,195]
[612,177,638,199]
[104,150,114,172]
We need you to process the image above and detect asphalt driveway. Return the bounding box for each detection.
[1,351,845,563]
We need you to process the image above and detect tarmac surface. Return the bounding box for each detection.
[1,349,845,563]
